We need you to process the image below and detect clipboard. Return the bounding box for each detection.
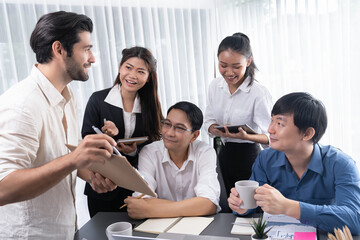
[214,124,256,134]
[66,144,156,197]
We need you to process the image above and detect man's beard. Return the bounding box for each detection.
[65,57,90,81]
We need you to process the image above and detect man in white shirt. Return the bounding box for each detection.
[125,101,221,219]
[0,11,116,239]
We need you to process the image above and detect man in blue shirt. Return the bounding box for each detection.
[228,92,360,234]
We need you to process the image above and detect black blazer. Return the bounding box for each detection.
[81,87,148,201]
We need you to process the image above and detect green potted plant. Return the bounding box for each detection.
[251,216,272,240]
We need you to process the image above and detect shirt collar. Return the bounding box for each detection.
[32,65,71,107]
[161,141,196,165]
[272,150,288,167]
[271,144,324,175]
[218,76,252,95]
[306,143,324,175]
[104,84,141,113]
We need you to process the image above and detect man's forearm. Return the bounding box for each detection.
[145,197,217,218]
[0,154,75,206]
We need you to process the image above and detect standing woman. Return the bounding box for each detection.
[82,47,164,217]
[204,33,272,198]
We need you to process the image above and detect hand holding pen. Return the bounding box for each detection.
[92,126,122,156]
[102,118,119,137]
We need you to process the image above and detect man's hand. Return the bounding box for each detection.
[124,197,151,219]
[89,171,117,193]
[102,120,119,137]
[228,187,248,214]
[69,134,116,169]
[254,184,300,218]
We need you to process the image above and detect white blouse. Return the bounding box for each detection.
[204,76,272,144]
[104,84,141,139]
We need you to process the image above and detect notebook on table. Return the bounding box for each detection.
[134,217,214,235]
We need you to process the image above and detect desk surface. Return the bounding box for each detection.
[74,212,359,240]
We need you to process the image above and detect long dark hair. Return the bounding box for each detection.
[217,32,258,85]
[114,47,164,141]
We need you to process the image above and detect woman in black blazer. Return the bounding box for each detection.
[81,47,164,217]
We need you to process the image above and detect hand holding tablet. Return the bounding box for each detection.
[213,124,256,134]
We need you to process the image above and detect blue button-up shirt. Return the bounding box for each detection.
[248,144,360,234]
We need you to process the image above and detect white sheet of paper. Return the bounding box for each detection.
[167,217,214,235]
[263,212,301,224]
[230,217,258,235]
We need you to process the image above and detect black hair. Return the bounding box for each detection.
[30,11,93,63]
[217,32,258,85]
[114,47,164,141]
[167,101,203,132]
[272,92,327,143]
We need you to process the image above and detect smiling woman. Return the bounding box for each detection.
[81,46,164,218]
[204,32,273,200]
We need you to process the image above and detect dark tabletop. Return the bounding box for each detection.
[74,212,360,240]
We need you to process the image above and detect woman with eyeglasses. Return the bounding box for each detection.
[204,33,272,203]
[81,46,164,217]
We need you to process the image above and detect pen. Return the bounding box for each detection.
[119,194,145,209]
[103,118,108,134]
[92,125,122,156]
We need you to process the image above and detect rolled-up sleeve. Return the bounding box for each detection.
[194,147,221,212]
[133,145,158,198]
[0,107,39,181]
[204,79,218,137]
[252,89,272,142]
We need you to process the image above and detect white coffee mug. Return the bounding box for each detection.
[235,180,259,209]
[106,222,132,240]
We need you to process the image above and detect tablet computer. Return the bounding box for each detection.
[117,136,149,145]
[213,124,256,134]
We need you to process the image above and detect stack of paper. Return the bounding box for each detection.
[230,217,258,235]
[263,213,317,240]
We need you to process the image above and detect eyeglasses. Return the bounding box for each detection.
[161,119,192,134]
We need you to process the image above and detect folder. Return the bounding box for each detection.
[65,144,156,197]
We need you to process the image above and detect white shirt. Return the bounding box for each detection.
[134,140,221,212]
[0,66,80,239]
[204,76,272,144]
[104,84,141,139]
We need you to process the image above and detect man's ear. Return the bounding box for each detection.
[190,130,200,143]
[303,127,315,142]
[52,41,64,58]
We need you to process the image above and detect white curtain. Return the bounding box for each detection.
[0,0,217,142]
[216,0,360,164]
[0,0,217,226]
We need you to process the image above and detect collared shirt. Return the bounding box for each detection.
[249,144,360,234]
[204,76,272,144]
[0,65,80,239]
[134,140,221,212]
[104,84,141,139]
